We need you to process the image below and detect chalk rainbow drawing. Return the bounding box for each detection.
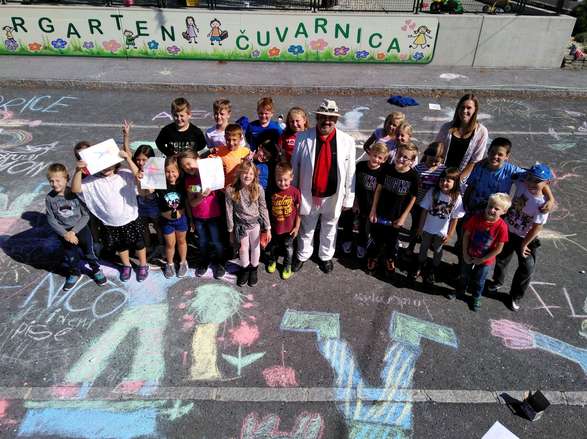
[490,319,587,375]
[281,310,458,438]
[239,411,324,439]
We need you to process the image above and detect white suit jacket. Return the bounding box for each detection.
[291,127,356,216]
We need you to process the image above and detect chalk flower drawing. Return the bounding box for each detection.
[51,38,67,50]
[147,40,159,50]
[355,50,369,59]
[334,46,350,56]
[268,46,280,57]
[82,41,94,50]
[28,42,42,52]
[229,321,260,347]
[288,44,304,55]
[251,49,261,58]
[167,45,181,55]
[102,39,121,53]
[309,38,328,51]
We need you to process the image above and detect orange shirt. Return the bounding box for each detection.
[212,145,250,187]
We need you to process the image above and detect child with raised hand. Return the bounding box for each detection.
[340,141,388,259]
[156,156,189,278]
[458,193,511,311]
[46,163,106,291]
[363,111,406,153]
[71,139,149,282]
[368,143,420,277]
[245,97,283,151]
[407,142,446,254]
[412,167,464,285]
[226,161,271,287]
[213,123,251,187]
[178,151,225,279]
[486,164,554,312]
[155,97,207,157]
[266,161,301,280]
[278,106,309,162]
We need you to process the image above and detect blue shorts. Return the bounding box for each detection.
[160,215,188,235]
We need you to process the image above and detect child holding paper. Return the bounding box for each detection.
[71,140,149,282]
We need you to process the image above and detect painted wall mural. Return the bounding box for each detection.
[0,6,437,64]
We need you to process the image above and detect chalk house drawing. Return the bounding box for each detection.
[281,310,458,438]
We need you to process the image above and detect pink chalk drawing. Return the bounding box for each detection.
[262,343,298,387]
[114,380,145,394]
[51,384,82,399]
[490,319,534,349]
[239,412,324,439]
[0,399,18,426]
[223,321,265,376]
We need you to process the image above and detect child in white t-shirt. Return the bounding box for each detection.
[486,163,553,312]
[412,167,464,284]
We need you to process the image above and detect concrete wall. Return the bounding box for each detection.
[430,15,485,67]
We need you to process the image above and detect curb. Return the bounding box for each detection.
[2,78,587,99]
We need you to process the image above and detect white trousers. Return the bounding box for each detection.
[296,195,341,262]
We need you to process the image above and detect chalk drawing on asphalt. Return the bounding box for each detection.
[238,411,324,439]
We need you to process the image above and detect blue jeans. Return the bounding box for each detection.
[460,262,492,298]
[61,225,100,276]
[194,218,223,264]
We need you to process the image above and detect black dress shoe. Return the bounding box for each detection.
[292,258,304,272]
[237,267,249,286]
[319,259,334,274]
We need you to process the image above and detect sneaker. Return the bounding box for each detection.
[164,263,175,279]
[446,292,457,300]
[248,265,258,286]
[342,241,352,254]
[177,261,189,278]
[120,265,132,282]
[93,270,107,286]
[266,261,277,273]
[510,298,521,312]
[137,265,149,282]
[237,267,249,287]
[485,280,502,294]
[292,258,304,273]
[281,265,292,280]
[319,259,334,274]
[472,297,481,312]
[356,246,366,259]
[212,264,226,279]
[195,265,208,277]
[63,274,81,291]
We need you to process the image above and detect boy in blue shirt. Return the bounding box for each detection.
[45,163,106,291]
[245,97,283,151]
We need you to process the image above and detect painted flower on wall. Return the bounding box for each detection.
[412,51,424,61]
[102,39,121,53]
[355,50,369,59]
[309,38,328,51]
[51,38,67,50]
[268,47,280,57]
[82,41,94,50]
[167,45,181,55]
[147,40,159,50]
[399,52,409,61]
[401,19,416,32]
[287,45,304,56]
[4,39,18,51]
[28,42,42,52]
[251,49,260,58]
[333,46,350,56]
[376,52,386,60]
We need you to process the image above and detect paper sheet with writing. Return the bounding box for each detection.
[79,138,124,175]
[140,157,167,190]
[198,157,225,191]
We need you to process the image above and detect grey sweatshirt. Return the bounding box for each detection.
[225,184,270,237]
[45,189,90,237]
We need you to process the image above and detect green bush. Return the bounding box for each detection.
[572,4,587,36]
[574,32,587,43]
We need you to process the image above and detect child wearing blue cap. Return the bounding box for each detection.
[486,163,554,311]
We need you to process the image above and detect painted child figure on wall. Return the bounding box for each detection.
[409,25,432,49]
[183,16,199,44]
[207,18,226,46]
[2,26,18,52]
[123,30,139,49]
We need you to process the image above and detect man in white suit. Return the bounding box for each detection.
[291,99,356,273]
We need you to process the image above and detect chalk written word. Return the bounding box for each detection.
[152,110,210,122]
[0,95,78,114]
[239,412,324,439]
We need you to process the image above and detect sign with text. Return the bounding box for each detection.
[0,6,437,63]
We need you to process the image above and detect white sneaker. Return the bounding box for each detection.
[356,246,366,259]
[511,298,521,312]
[342,241,352,254]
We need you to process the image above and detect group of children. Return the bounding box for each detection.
[45,95,555,312]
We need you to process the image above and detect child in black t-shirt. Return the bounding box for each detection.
[368,143,419,275]
[156,156,188,278]
[340,142,389,259]
[155,97,207,157]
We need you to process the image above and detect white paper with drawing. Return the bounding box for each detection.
[140,157,167,190]
[198,157,225,191]
[79,138,124,175]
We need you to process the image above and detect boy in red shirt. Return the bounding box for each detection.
[457,192,511,311]
[266,161,301,280]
